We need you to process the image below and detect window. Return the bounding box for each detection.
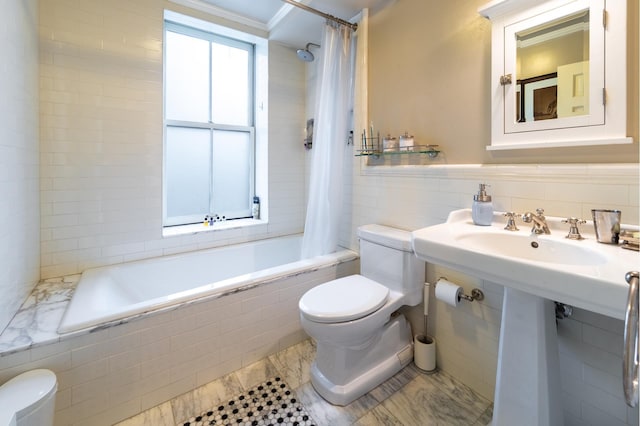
[163,17,261,227]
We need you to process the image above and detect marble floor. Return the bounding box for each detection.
[116,339,493,426]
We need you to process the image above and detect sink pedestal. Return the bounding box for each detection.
[492,287,564,426]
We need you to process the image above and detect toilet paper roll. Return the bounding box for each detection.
[435,279,462,307]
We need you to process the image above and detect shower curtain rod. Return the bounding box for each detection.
[280,0,358,31]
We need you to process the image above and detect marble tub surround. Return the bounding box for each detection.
[0,276,79,354]
[0,260,357,425]
[117,339,493,426]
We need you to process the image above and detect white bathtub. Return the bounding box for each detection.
[58,234,357,333]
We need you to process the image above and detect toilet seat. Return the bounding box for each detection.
[299,275,389,323]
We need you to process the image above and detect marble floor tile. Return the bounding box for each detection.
[115,401,174,426]
[367,362,422,403]
[296,382,379,426]
[171,372,244,424]
[380,374,487,426]
[116,339,494,426]
[268,338,316,389]
[233,357,281,390]
[428,370,491,415]
[352,404,401,425]
[474,404,494,425]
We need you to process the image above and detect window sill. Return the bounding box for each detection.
[162,218,267,238]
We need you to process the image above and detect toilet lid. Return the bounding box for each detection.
[0,369,57,418]
[299,275,389,323]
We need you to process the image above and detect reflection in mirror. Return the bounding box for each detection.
[515,9,589,123]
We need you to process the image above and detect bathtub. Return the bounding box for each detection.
[58,234,358,333]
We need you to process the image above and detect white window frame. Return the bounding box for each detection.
[162,11,268,227]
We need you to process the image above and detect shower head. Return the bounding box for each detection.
[297,43,320,62]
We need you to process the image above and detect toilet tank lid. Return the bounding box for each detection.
[0,369,57,417]
[357,224,413,252]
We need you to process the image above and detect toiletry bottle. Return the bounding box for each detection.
[252,196,260,219]
[472,184,493,226]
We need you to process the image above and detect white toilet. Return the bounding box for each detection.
[299,224,424,405]
[0,369,57,426]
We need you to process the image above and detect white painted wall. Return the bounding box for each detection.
[0,0,40,333]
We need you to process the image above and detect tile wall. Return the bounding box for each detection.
[344,161,639,424]
[39,0,306,279]
[0,0,40,333]
[0,261,357,426]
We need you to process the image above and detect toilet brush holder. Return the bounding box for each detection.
[414,334,436,372]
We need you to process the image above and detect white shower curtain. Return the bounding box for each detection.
[301,20,356,258]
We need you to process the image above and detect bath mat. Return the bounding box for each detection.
[178,377,316,426]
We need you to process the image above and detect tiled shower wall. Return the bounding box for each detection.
[0,0,40,333]
[344,161,639,425]
[39,0,306,279]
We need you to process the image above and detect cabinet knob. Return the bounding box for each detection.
[499,74,512,85]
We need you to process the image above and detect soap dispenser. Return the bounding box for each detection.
[472,183,493,226]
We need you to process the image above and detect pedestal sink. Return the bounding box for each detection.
[411,209,639,425]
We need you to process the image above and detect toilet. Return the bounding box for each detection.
[299,224,424,406]
[0,369,57,426]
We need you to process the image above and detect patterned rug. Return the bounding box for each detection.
[178,377,316,426]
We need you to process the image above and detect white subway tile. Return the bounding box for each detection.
[582,323,624,356]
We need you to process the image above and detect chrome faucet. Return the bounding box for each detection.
[522,208,550,234]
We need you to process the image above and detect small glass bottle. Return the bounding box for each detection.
[472,184,493,226]
[252,196,260,219]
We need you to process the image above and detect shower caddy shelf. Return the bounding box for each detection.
[355,132,440,159]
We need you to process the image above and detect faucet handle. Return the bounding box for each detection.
[562,217,586,240]
[535,208,545,216]
[503,212,519,231]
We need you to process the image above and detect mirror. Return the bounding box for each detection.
[515,9,590,123]
[480,0,630,150]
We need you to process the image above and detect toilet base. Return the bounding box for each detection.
[310,314,414,406]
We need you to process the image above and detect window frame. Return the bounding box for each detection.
[162,20,257,227]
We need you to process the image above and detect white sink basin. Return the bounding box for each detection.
[412,209,639,319]
[456,233,607,266]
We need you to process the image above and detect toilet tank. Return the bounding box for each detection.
[357,224,425,306]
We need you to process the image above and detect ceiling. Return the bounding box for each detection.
[170,0,393,48]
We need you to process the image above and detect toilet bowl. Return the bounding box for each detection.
[299,224,424,406]
[0,369,57,426]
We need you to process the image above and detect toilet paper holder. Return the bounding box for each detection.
[459,288,485,302]
[438,277,485,303]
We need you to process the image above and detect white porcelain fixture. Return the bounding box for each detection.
[412,209,637,319]
[59,234,356,333]
[0,369,57,426]
[412,209,639,425]
[299,224,425,406]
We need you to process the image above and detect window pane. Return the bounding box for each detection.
[165,31,209,122]
[211,43,250,125]
[166,127,211,218]
[212,130,251,215]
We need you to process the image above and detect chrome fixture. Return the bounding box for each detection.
[562,217,586,240]
[554,302,573,320]
[297,43,320,62]
[623,271,638,407]
[522,208,550,234]
[280,0,358,31]
[503,212,519,231]
[459,288,485,303]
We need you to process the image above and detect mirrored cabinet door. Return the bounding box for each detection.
[480,0,631,150]
[503,0,604,134]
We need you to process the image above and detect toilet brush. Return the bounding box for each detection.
[415,282,436,372]
[423,282,430,335]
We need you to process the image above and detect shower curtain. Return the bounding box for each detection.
[302,12,367,258]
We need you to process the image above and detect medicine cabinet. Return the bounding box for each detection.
[479,0,632,150]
